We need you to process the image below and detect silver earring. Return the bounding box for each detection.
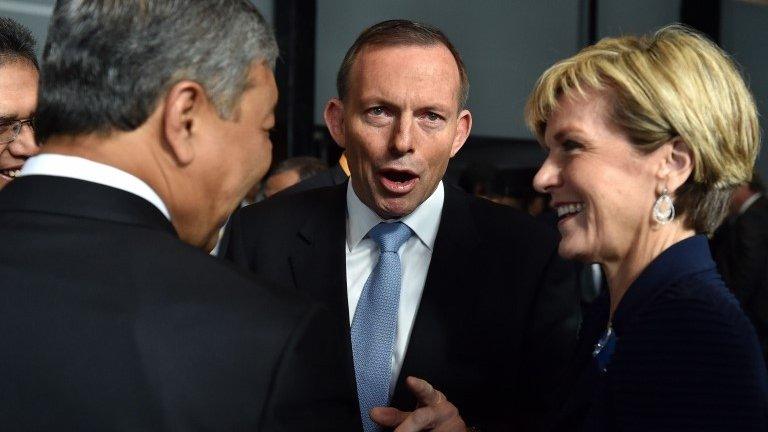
[652,187,675,224]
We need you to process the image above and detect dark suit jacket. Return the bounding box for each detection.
[223,182,581,431]
[0,175,360,431]
[711,195,768,356]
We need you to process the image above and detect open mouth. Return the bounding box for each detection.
[555,202,584,223]
[378,168,419,194]
[0,168,21,181]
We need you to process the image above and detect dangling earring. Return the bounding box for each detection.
[652,187,675,224]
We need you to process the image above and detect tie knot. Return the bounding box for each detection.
[368,222,413,253]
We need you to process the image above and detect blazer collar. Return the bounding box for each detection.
[612,235,715,335]
[296,182,348,245]
[0,175,176,237]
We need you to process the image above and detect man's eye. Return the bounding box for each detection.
[369,107,386,116]
[425,112,441,121]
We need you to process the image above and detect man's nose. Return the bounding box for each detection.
[390,116,414,154]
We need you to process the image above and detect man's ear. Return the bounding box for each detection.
[655,137,694,193]
[162,80,207,166]
[449,109,472,157]
[324,98,346,148]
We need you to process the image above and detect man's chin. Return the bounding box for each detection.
[374,196,417,220]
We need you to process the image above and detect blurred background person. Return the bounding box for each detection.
[528,25,767,430]
[0,17,39,189]
[283,152,350,194]
[263,155,326,197]
[711,173,768,363]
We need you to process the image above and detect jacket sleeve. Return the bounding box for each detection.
[259,303,362,432]
[519,245,582,431]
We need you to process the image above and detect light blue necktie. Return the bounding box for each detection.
[351,221,413,432]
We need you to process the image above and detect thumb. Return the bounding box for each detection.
[370,406,411,427]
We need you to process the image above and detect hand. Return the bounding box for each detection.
[370,376,467,431]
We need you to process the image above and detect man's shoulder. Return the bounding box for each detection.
[444,185,560,243]
[238,183,346,226]
[134,229,312,321]
[249,183,344,212]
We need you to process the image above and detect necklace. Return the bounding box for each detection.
[592,323,616,372]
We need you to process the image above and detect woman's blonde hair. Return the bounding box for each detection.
[525,24,760,234]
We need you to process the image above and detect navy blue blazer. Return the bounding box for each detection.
[552,235,768,431]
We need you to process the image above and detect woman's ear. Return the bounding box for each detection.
[162,80,207,166]
[656,137,694,193]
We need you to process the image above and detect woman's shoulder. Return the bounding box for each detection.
[646,270,751,335]
[608,270,768,428]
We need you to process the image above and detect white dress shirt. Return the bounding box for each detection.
[20,153,170,220]
[346,181,444,394]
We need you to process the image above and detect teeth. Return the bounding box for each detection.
[1,169,21,178]
[557,203,584,217]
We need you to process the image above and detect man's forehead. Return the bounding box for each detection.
[348,44,462,106]
[0,62,38,117]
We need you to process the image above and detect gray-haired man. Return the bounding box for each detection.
[0,1,359,430]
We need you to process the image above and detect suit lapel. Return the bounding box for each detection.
[287,185,350,326]
[391,185,480,408]
[286,183,359,405]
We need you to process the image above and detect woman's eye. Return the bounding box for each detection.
[562,139,582,151]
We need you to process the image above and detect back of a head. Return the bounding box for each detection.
[336,19,469,110]
[36,0,277,144]
[526,24,760,234]
[273,156,327,181]
[0,17,38,70]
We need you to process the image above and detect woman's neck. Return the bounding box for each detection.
[602,221,696,320]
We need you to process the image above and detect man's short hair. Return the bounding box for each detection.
[36,0,278,143]
[336,19,469,110]
[272,156,327,181]
[0,17,38,70]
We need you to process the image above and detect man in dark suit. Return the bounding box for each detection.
[224,19,580,431]
[0,1,359,430]
[712,175,768,360]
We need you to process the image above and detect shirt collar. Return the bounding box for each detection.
[20,153,171,220]
[739,192,762,215]
[346,180,444,252]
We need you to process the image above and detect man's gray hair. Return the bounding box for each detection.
[36,0,278,143]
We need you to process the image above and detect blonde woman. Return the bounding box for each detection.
[527,25,768,430]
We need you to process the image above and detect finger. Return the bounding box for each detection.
[434,416,467,432]
[405,376,444,406]
[393,406,438,432]
[370,406,410,428]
